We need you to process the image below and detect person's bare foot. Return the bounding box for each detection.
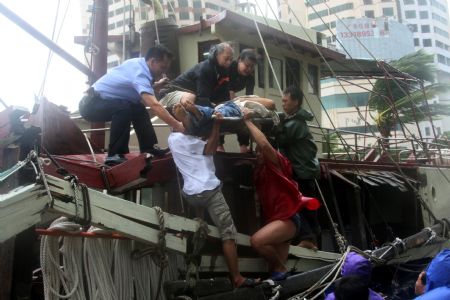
[234,276,260,288]
[298,240,318,251]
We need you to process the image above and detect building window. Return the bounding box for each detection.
[418,0,427,4]
[437,54,447,64]
[141,11,148,20]
[194,12,202,21]
[404,0,414,4]
[307,64,319,95]
[285,57,301,87]
[308,9,328,20]
[408,24,418,32]
[179,11,190,19]
[329,3,354,14]
[193,0,202,8]
[269,57,283,90]
[425,127,430,136]
[414,38,420,46]
[421,25,430,32]
[365,10,375,18]
[383,7,394,16]
[434,26,450,38]
[423,39,432,47]
[437,127,442,135]
[405,10,417,18]
[197,39,220,62]
[363,0,373,4]
[420,11,429,19]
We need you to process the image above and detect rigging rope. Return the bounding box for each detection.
[281,0,438,222]
[39,0,71,98]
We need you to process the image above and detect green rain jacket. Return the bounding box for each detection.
[275,108,320,180]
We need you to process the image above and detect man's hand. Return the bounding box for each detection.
[180,97,194,107]
[242,108,253,121]
[153,75,170,90]
[213,111,224,123]
[173,121,185,133]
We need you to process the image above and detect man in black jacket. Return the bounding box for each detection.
[159,42,233,108]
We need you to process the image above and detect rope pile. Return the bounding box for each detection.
[39,216,183,300]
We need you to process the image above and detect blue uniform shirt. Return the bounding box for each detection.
[92,57,154,104]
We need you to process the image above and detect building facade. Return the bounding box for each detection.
[336,17,415,60]
[279,0,450,145]
[79,0,238,67]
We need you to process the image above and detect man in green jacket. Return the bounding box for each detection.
[275,85,320,250]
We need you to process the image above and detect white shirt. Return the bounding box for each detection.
[168,132,220,195]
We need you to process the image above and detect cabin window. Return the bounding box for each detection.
[257,48,265,88]
[268,57,283,90]
[285,57,300,87]
[197,40,221,62]
[307,64,319,95]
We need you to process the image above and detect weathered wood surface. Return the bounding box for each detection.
[1,174,342,265]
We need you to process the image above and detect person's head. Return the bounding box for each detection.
[334,275,369,300]
[213,42,234,69]
[237,49,257,77]
[423,249,450,292]
[341,252,372,283]
[145,44,174,78]
[415,271,426,296]
[282,85,303,115]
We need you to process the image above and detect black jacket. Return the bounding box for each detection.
[161,50,230,106]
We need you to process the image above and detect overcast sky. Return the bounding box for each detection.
[0,0,87,113]
[0,0,448,113]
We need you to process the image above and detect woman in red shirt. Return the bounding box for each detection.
[244,111,319,281]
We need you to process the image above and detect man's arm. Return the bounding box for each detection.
[141,93,185,132]
[203,114,222,155]
[243,111,279,166]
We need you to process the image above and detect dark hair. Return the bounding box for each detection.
[238,49,257,64]
[334,276,370,300]
[145,44,174,61]
[283,85,304,106]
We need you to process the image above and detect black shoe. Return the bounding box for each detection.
[104,154,127,166]
[146,145,170,157]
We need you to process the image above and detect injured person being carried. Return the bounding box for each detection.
[159,43,278,149]
[168,96,279,138]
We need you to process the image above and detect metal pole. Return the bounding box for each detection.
[90,0,109,149]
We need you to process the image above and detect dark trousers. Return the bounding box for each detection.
[79,94,157,155]
[296,178,321,243]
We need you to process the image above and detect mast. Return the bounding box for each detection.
[90,0,109,149]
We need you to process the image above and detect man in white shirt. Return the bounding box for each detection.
[168,106,258,288]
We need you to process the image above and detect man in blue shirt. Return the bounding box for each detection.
[79,45,185,165]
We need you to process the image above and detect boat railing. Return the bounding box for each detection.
[73,114,450,164]
[312,125,450,164]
